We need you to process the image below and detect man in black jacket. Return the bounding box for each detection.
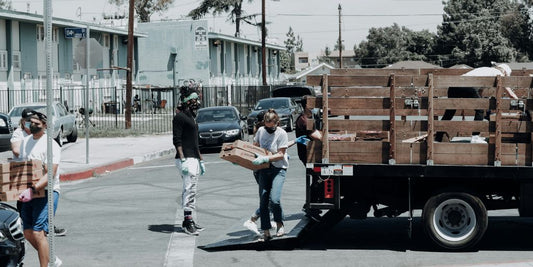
[173,86,205,235]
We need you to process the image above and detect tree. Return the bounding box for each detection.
[108,0,173,22]
[354,23,435,68]
[281,27,305,73]
[0,0,12,10]
[188,0,256,37]
[434,0,522,67]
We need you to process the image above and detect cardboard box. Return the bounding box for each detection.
[0,160,43,174]
[0,188,45,202]
[220,140,271,170]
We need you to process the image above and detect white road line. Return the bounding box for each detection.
[164,206,196,267]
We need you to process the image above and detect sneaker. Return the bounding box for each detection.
[270,221,277,229]
[276,225,285,237]
[471,135,487,144]
[257,230,271,242]
[53,256,63,267]
[243,219,261,236]
[54,226,67,236]
[193,221,205,232]
[182,220,199,235]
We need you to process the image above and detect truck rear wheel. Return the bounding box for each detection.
[422,192,487,250]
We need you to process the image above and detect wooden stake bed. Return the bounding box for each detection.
[306,69,533,167]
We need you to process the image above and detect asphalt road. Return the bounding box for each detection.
[19,137,533,267]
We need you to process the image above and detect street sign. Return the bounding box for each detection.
[64,27,87,39]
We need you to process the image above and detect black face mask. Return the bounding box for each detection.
[30,125,42,134]
[265,126,276,134]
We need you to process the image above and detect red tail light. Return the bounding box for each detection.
[324,179,334,199]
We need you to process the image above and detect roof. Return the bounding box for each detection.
[208,32,286,50]
[384,60,442,69]
[0,9,146,37]
[294,63,334,80]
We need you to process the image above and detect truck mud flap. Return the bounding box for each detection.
[198,213,310,251]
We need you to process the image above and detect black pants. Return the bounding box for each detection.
[435,87,485,142]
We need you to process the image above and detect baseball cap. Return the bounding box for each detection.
[21,108,34,119]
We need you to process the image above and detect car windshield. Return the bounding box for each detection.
[196,109,237,123]
[9,105,51,117]
[254,99,288,110]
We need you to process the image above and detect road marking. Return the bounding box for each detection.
[164,206,196,267]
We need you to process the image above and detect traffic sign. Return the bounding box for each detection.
[64,28,87,39]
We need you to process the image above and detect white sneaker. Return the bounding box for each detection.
[270,221,277,229]
[51,256,62,267]
[276,225,285,237]
[243,219,260,236]
[471,135,487,144]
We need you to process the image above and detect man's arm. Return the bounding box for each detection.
[505,87,518,99]
[32,163,58,192]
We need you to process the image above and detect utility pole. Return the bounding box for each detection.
[261,0,267,86]
[338,4,342,69]
[125,0,134,129]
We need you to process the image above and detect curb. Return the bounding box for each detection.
[59,159,134,181]
[59,147,176,182]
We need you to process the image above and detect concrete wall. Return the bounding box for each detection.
[137,20,210,87]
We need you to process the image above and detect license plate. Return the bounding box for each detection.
[205,138,218,145]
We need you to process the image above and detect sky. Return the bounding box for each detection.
[10,0,445,53]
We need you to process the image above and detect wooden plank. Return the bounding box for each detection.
[495,76,503,164]
[389,74,397,163]
[434,98,490,110]
[322,74,330,163]
[427,74,435,164]
[434,120,489,132]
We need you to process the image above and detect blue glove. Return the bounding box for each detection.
[295,136,311,145]
[199,160,206,175]
[252,155,269,165]
[180,159,189,175]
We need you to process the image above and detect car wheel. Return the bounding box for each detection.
[286,117,294,132]
[55,129,64,147]
[67,125,78,143]
[422,192,487,250]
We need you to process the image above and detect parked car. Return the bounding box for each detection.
[196,106,247,148]
[0,203,25,266]
[247,97,301,134]
[0,113,13,153]
[271,85,316,106]
[8,102,78,146]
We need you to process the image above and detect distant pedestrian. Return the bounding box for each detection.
[18,111,63,267]
[173,86,205,235]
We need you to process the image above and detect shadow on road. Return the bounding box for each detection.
[148,224,182,234]
[301,216,533,252]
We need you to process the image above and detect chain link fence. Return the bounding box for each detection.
[0,85,271,134]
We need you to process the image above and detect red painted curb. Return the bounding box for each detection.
[59,158,135,182]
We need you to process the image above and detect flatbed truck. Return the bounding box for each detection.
[303,68,533,250]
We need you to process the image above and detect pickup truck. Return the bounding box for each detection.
[301,68,533,250]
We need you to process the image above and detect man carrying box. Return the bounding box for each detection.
[17,111,62,267]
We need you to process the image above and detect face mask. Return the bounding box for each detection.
[30,125,42,134]
[265,126,276,134]
[24,121,31,129]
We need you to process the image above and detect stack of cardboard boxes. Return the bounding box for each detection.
[219,140,271,170]
[0,160,45,201]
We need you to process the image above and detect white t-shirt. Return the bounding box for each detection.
[19,133,61,193]
[10,128,29,160]
[254,126,289,169]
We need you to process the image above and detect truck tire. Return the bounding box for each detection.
[422,192,487,250]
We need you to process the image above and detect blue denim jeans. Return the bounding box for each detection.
[258,167,286,230]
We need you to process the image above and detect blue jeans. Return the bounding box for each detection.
[258,167,286,230]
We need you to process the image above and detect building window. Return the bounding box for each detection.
[37,25,44,41]
[52,28,59,43]
[12,51,21,70]
[298,57,308,64]
[0,51,7,70]
[103,34,110,48]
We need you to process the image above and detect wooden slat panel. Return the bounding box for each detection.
[434,98,489,110]
[434,120,489,132]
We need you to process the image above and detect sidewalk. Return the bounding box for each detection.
[0,134,176,181]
